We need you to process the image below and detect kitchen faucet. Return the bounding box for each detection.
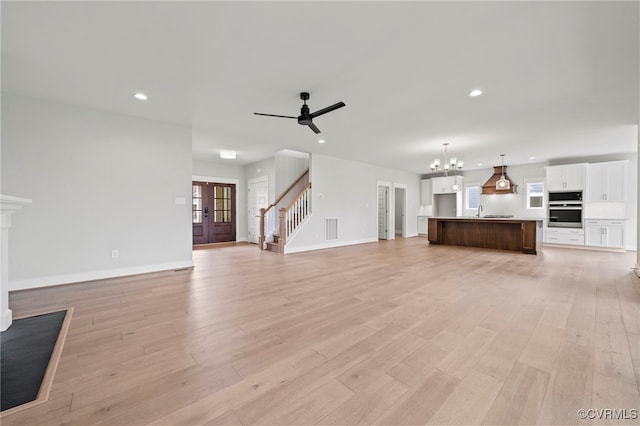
[477,204,483,218]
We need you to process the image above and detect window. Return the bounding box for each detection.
[466,186,480,209]
[192,184,203,223]
[213,185,232,222]
[527,182,545,209]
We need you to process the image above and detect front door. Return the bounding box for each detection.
[192,181,236,244]
[210,183,236,243]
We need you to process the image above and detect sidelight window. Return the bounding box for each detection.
[192,184,203,223]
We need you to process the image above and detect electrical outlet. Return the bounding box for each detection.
[111,250,119,259]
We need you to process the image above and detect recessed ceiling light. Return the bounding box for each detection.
[478,163,484,166]
[529,156,536,160]
[318,139,325,144]
[220,150,236,159]
[134,92,148,101]
[468,89,483,97]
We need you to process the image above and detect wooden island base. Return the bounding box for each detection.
[428,217,543,254]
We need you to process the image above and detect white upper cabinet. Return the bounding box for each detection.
[586,161,626,203]
[545,164,586,191]
[432,176,463,194]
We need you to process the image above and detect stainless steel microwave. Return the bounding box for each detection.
[548,191,582,203]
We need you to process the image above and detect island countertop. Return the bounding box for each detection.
[427,217,543,254]
[431,216,544,222]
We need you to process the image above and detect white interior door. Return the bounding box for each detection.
[248,178,269,244]
[378,186,388,240]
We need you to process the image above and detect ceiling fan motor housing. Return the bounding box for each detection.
[298,104,311,124]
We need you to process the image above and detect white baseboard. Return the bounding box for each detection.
[9,260,195,291]
[1,308,13,331]
[284,237,378,254]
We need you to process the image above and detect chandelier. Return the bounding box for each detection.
[430,143,463,176]
[496,153,510,190]
[430,142,463,192]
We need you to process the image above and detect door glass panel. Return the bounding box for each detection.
[192,184,203,224]
[213,185,233,223]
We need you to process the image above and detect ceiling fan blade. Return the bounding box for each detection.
[309,102,346,119]
[307,122,321,134]
[254,112,297,119]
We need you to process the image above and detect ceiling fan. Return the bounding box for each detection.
[254,92,345,134]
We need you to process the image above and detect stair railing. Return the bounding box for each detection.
[278,183,312,253]
[259,169,309,250]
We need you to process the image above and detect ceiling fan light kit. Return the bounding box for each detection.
[254,92,345,134]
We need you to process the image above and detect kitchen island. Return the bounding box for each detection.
[427,217,543,254]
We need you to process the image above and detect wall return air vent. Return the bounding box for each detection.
[325,218,338,240]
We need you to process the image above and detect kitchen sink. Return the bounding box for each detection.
[483,215,514,218]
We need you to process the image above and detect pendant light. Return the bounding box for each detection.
[496,153,510,190]
[451,169,462,192]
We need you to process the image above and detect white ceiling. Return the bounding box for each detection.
[2,1,638,174]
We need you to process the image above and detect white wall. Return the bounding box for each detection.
[1,94,193,290]
[275,149,309,195]
[192,159,248,241]
[285,153,421,253]
[245,157,276,204]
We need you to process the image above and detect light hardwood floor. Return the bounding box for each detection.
[5,237,640,425]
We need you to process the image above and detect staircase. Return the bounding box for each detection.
[259,170,311,254]
[265,234,281,253]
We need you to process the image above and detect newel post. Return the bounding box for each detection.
[279,208,286,254]
[259,208,266,250]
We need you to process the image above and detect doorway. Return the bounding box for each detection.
[394,186,406,238]
[377,185,389,240]
[192,181,236,244]
[248,177,269,244]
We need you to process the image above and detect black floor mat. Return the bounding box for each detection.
[1,310,66,411]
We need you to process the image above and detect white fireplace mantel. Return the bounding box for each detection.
[1,194,33,331]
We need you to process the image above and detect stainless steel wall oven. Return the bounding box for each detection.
[548,191,582,228]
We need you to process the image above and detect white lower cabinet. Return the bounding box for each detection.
[417,216,428,235]
[545,228,584,245]
[584,220,625,248]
